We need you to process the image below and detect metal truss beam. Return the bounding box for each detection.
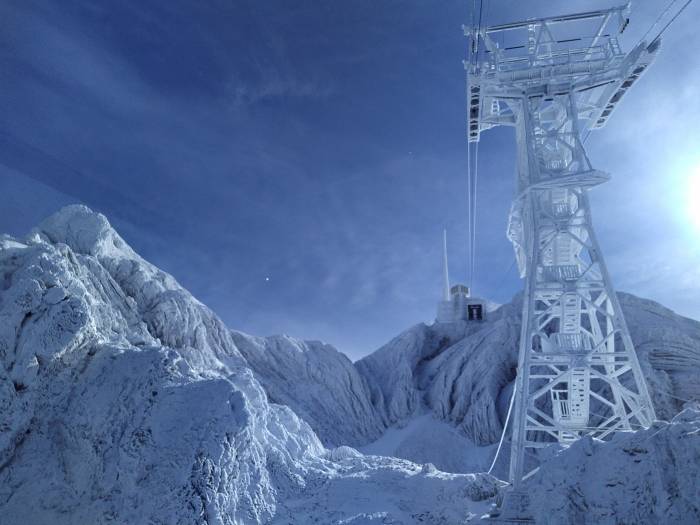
[465,6,659,495]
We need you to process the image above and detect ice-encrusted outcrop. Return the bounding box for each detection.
[355,312,520,446]
[36,205,247,374]
[0,206,319,523]
[0,205,502,524]
[232,332,384,447]
[356,292,699,449]
[526,405,700,524]
[270,453,502,524]
[240,290,700,473]
[621,293,700,419]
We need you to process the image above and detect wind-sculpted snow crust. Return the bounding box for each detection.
[2,205,699,524]
[355,314,521,447]
[260,291,699,473]
[354,293,699,450]
[0,205,503,524]
[232,332,384,447]
[526,406,700,524]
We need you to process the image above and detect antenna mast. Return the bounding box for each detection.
[442,229,451,301]
[466,3,658,517]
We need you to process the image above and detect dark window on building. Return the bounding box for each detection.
[468,304,483,321]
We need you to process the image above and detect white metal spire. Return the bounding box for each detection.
[442,229,451,301]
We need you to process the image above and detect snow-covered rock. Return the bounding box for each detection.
[526,405,700,524]
[2,205,699,524]
[359,412,497,474]
[232,332,384,447]
[355,292,699,451]
[36,205,247,374]
[0,205,502,524]
[620,293,700,421]
[0,206,321,523]
[355,313,520,447]
[241,288,700,475]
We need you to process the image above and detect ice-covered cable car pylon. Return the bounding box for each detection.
[464,3,658,514]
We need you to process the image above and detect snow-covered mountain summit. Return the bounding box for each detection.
[0,205,500,524]
[1,205,698,524]
[241,288,700,476]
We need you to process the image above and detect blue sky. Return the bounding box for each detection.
[1,0,699,359]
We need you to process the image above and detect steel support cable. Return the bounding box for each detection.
[583,0,693,147]
[478,0,484,32]
[485,192,517,476]
[466,2,476,286]
[475,0,484,56]
[488,380,516,475]
[638,0,695,47]
[639,0,681,44]
[467,141,473,284]
[647,0,695,43]
[484,0,492,32]
[471,0,477,55]
[467,0,485,291]
[492,258,517,300]
[471,140,479,290]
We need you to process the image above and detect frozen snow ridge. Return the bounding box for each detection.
[0,206,501,524]
[0,205,698,524]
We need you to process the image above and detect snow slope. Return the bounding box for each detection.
[358,291,699,444]
[0,205,501,524]
[242,289,700,475]
[526,405,700,524]
[356,307,521,447]
[231,275,700,521]
[232,331,384,447]
[359,412,497,474]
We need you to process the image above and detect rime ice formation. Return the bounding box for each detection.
[0,205,501,524]
[248,293,699,471]
[525,406,700,524]
[232,332,384,447]
[356,312,520,448]
[1,205,699,524]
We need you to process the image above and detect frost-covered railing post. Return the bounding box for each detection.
[465,3,658,510]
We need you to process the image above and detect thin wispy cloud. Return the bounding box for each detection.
[1,0,698,359]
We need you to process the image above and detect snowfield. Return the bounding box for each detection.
[0,205,698,524]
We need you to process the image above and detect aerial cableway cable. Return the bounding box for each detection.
[466,140,473,288]
[466,0,485,291]
[466,1,475,287]
[649,0,695,43]
[639,0,681,44]
[640,0,695,46]
[582,0,694,148]
[471,141,479,290]
[465,140,479,291]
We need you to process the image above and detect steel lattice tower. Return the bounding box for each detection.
[465,3,658,498]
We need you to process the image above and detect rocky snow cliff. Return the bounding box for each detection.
[232,332,385,447]
[242,291,700,467]
[1,205,699,524]
[0,206,500,524]
[526,406,700,524]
